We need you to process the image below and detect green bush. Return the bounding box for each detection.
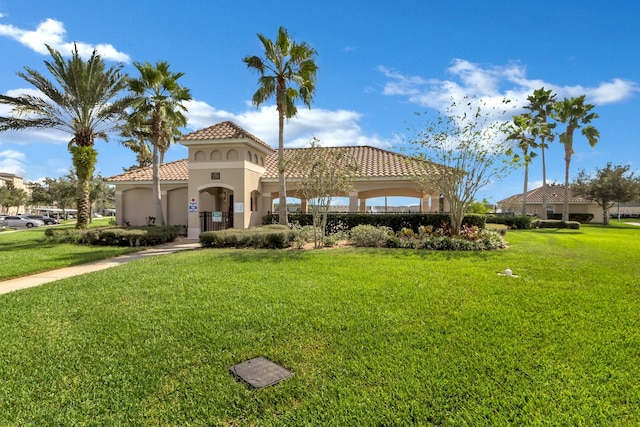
[532,220,581,229]
[349,224,393,247]
[547,213,594,223]
[44,226,177,246]
[199,226,297,249]
[486,214,532,229]
[264,213,486,232]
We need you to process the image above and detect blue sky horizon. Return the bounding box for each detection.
[1,1,638,205]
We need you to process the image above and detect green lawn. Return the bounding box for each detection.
[0,224,639,425]
[0,222,142,281]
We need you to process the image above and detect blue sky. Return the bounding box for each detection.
[0,0,639,205]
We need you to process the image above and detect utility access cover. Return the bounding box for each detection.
[230,357,292,389]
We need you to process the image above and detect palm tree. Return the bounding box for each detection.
[524,88,556,219]
[127,61,192,226]
[243,26,318,226]
[0,44,130,228]
[553,95,600,220]
[506,114,537,215]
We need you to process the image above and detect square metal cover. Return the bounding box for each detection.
[230,357,292,389]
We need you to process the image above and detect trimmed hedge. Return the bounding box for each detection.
[532,219,581,230]
[199,225,297,249]
[485,214,532,229]
[547,213,594,223]
[44,226,178,246]
[263,213,486,232]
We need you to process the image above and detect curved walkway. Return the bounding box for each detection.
[0,239,201,295]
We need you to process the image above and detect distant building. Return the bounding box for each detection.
[0,172,27,214]
[497,184,601,221]
[0,172,25,189]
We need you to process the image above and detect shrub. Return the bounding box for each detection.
[199,226,297,249]
[264,213,486,233]
[547,213,594,223]
[486,214,532,229]
[532,220,581,230]
[44,226,177,246]
[349,224,392,247]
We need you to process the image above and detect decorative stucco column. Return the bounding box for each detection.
[301,198,308,213]
[359,198,367,213]
[348,191,358,213]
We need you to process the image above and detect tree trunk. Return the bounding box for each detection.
[152,142,164,225]
[563,145,572,222]
[277,91,288,226]
[70,145,97,229]
[522,155,529,215]
[540,141,548,220]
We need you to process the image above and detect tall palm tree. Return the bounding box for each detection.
[0,44,130,228]
[553,95,600,221]
[128,61,192,226]
[506,114,537,215]
[243,26,318,226]
[524,88,556,219]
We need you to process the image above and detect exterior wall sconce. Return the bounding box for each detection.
[222,191,227,201]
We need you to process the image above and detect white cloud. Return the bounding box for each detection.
[379,59,640,111]
[0,17,129,62]
[0,150,26,176]
[183,99,393,149]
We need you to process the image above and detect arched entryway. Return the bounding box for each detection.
[198,185,234,231]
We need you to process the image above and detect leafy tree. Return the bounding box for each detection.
[128,61,192,226]
[410,97,514,235]
[572,163,640,225]
[0,182,28,214]
[294,138,358,248]
[553,95,600,221]
[523,88,556,219]
[466,198,493,214]
[28,181,54,208]
[243,26,319,226]
[506,114,537,214]
[119,114,153,170]
[0,44,131,228]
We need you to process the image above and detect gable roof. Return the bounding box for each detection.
[497,184,592,205]
[179,121,274,151]
[105,159,189,183]
[105,146,439,183]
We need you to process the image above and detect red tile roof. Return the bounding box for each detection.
[497,184,592,204]
[106,146,439,183]
[105,159,189,182]
[179,121,273,151]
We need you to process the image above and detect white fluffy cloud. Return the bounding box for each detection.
[183,99,392,149]
[0,150,26,176]
[0,17,129,61]
[379,59,639,111]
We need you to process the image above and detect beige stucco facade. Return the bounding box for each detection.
[106,121,448,239]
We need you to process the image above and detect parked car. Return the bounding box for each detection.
[24,215,60,225]
[2,216,45,228]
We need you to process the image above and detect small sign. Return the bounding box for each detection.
[234,202,244,213]
[211,172,220,180]
[188,201,198,212]
[212,211,222,222]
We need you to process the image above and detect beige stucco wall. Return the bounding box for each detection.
[184,140,272,239]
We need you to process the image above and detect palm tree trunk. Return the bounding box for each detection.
[563,144,572,222]
[522,163,528,215]
[152,142,165,225]
[70,145,97,229]
[540,140,547,220]
[277,94,288,226]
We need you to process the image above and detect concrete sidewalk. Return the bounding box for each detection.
[0,239,201,295]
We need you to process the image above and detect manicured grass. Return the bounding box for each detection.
[0,225,142,281]
[0,224,639,425]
